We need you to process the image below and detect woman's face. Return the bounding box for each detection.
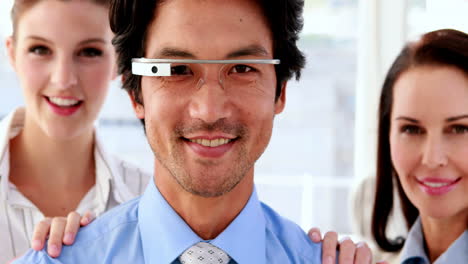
[389,66,468,221]
[6,0,115,140]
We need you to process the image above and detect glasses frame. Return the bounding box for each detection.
[131,58,280,76]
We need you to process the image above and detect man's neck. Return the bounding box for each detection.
[155,167,254,240]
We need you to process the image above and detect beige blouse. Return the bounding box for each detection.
[0,108,151,263]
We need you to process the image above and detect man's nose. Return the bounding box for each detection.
[188,75,233,124]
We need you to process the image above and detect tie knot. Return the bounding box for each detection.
[179,242,231,264]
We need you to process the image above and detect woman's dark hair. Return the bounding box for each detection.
[372,29,468,252]
[11,0,109,38]
[109,0,306,107]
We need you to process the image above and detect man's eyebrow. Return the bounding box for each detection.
[150,45,270,59]
[226,45,269,58]
[446,115,468,122]
[152,48,196,59]
[395,116,419,123]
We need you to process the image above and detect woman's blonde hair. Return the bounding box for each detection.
[11,0,110,38]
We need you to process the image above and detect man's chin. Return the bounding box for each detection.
[178,172,244,198]
[186,187,230,198]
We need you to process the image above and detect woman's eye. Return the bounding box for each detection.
[171,65,193,76]
[450,125,468,134]
[29,46,51,56]
[401,125,423,135]
[231,64,254,74]
[79,48,102,57]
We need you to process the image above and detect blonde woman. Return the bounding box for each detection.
[1,0,150,262]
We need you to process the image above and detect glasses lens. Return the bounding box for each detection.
[220,63,274,93]
[148,63,275,94]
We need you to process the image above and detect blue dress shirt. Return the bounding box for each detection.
[14,179,323,263]
[400,218,467,264]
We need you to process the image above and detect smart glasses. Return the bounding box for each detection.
[131,58,280,92]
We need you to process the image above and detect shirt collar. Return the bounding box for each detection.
[401,218,429,264]
[0,108,26,203]
[401,217,468,264]
[438,229,468,263]
[94,131,136,204]
[138,179,266,264]
[91,134,113,215]
[0,108,119,214]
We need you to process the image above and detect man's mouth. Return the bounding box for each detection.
[181,136,239,158]
[188,138,234,147]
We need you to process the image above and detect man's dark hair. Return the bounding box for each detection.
[110,0,305,108]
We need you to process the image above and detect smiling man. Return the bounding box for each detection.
[14,0,359,263]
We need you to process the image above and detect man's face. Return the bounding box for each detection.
[132,0,285,197]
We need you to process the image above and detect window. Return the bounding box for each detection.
[255,0,358,233]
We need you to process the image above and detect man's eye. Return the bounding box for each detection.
[79,48,103,57]
[450,125,468,134]
[171,65,193,76]
[401,125,423,135]
[231,65,254,73]
[29,46,51,56]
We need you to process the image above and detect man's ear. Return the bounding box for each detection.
[274,82,287,114]
[125,77,145,119]
[128,91,145,119]
[5,36,16,70]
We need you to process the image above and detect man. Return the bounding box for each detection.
[14,0,374,263]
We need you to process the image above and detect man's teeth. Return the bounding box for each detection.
[423,182,450,188]
[49,97,79,107]
[190,138,232,147]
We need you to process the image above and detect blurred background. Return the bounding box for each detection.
[0,0,467,237]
